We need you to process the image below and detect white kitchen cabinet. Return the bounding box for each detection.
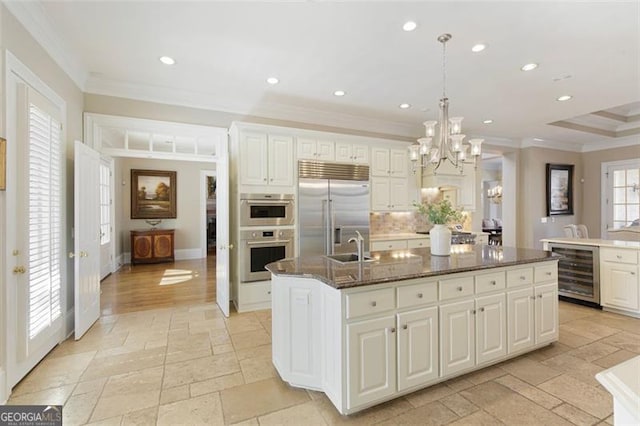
[335,142,369,164]
[535,283,558,345]
[371,239,407,252]
[298,137,334,161]
[239,131,293,187]
[397,307,439,391]
[440,299,475,376]
[371,177,409,211]
[371,148,408,177]
[475,294,507,364]
[507,287,534,354]
[601,248,639,314]
[407,238,430,249]
[347,315,397,408]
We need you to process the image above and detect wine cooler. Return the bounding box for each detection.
[548,243,600,305]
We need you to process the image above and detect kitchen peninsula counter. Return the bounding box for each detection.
[267,246,559,415]
[267,245,557,289]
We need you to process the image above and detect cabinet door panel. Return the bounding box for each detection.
[240,132,268,185]
[389,149,408,177]
[352,144,369,164]
[371,177,391,211]
[316,140,335,161]
[535,284,559,345]
[601,263,639,311]
[347,316,396,409]
[334,142,352,163]
[389,178,409,210]
[507,288,534,353]
[154,234,173,258]
[371,148,390,176]
[132,235,153,260]
[476,294,506,364]
[440,300,475,376]
[398,307,439,391]
[298,138,317,160]
[268,135,293,186]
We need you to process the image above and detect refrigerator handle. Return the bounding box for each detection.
[329,199,335,254]
[334,227,342,245]
[322,199,330,255]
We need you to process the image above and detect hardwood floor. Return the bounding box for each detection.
[100,254,216,316]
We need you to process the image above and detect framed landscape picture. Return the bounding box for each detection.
[131,169,177,219]
[546,163,574,216]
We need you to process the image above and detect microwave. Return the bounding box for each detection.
[240,193,295,226]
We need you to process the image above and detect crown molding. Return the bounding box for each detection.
[85,75,422,139]
[580,134,640,153]
[520,138,583,152]
[3,0,87,90]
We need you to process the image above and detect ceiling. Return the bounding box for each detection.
[9,1,640,150]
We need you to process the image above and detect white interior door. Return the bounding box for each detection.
[74,141,101,339]
[602,159,640,238]
[216,139,230,317]
[9,83,65,387]
[99,157,114,280]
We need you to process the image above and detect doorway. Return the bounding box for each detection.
[481,154,503,245]
[202,170,217,258]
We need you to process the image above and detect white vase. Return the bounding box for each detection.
[430,224,452,256]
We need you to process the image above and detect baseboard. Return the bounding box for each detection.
[0,367,7,404]
[65,307,74,338]
[123,248,203,264]
[115,254,124,271]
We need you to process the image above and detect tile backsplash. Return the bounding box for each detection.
[370,212,430,235]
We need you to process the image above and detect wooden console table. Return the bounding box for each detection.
[131,229,175,264]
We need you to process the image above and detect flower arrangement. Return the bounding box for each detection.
[414,199,463,225]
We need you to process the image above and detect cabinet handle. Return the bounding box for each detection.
[490,280,496,285]
[546,272,552,276]
[457,286,463,291]
[630,272,635,275]
[417,293,423,298]
[480,307,485,312]
[267,291,271,295]
[471,309,476,314]
[390,327,396,333]
[263,178,267,182]
[371,301,377,307]
[538,294,543,298]
[402,324,408,330]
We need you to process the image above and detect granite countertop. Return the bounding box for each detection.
[541,238,640,250]
[370,233,430,241]
[266,245,557,289]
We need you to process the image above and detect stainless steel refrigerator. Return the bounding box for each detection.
[298,161,370,256]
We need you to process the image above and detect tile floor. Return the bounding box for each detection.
[7,301,639,425]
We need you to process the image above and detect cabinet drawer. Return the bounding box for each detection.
[397,280,437,308]
[371,240,408,251]
[507,268,534,287]
[439,276,474,301]
[346,288,395,319]
[535,263,558,283]
[240,281,272,304]
[407,238,430,249]
[601,248,638,265]
[475,271,506,294]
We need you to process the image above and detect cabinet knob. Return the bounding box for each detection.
[390,327,396,333]
[520,276,526,280]
[457,286,463,291]
[546,272,552,276]
[267,290,271,295]
[490,280,496,285]
[371,301,377,307]
[263,178,267,182]
[480,307,485,312]
[417,293,423,298]
[631,272,636,275]
[538,294,543,298]
[471,309,476,314]
[530,296,536,300]
[617,255,622,259]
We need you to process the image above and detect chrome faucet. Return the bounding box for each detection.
[348,230,365,262]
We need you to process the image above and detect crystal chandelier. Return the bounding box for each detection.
[409,34,483,175]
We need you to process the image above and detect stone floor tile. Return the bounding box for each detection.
[552,403,600,426]
[90,366,163,421]
[494,374,562,409]
[162,352,240,388]
[463,381,572,425]
[72,377,108,396]
[62,390,101,425]
[538,374,613,419]
[240,356,277,383]
[604,414,614,425]
[560,319,619,341]
[600,331,640,353]
[220,378,309,424]
[121,406,158,425]
[439,393,479,417]
[85,415,124,426]
[464,365,507,384]
[404,383,457,407]
[80,347,166,381]
[258,401,327,425]
[315,396,413,425]
[230,329,271,350]
[541,353,605,386]
[559,328,597,348]
[231,418,259,426]
[443,377,476,392]
[7,384,75,406]
[225,315,264,335]
[213,343,235,355]
[568,342,619,362]
[527,342,572,361]
[376,401,458,426]
[159,384,189,405]
[157,393,223,425]
[447,410,505,425]
[235,343,272,361]
[593,349,638,368]
[190,372,245,397]
[499,356,562,385]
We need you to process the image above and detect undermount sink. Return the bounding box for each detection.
[325,253,374,264]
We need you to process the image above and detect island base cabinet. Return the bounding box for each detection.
[535,283,559,345]
[347,316,397,408]
[476,294,507,365]
[397,307,439,391]
[601,262,639,312]
[440,300,475,377]
[507,288,535,354]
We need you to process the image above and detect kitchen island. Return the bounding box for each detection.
[266,245,559,415]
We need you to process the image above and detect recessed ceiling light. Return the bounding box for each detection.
[471,44,486,53]
[521,63,538,71]
[266,77,279,85]
[533,138,545,141]
[403,21,417,32]
[399,103,411,109]
[334,90,346,97]
[159,56,176,65]
[556,95,573,102]
[483,119,493,124]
